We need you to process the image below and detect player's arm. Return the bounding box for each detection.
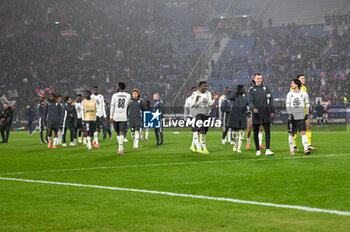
[266,86,275,114]
[101,96,107,118]
[286,92,292,115]
[110,95,115,123]
[208,92,216,108]
[184,98,190,119]
[227,86,238,101]
[304,92,310,118]
[220,99,230,113]
[81,102,85,121]
[248,88,256,113]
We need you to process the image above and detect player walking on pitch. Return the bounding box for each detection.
[286,79,310,155]
[91,86,107,146]
[81,90,99,150]
[292,74,317,151]
[191,81,219,154]
[128,89,144,149]
[110,82,131,154]
[43,93,62,149]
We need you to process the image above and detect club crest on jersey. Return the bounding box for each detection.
[293,98,301,108]
[143,110,162,128]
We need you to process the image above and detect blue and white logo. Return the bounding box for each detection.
[143,110,162,128]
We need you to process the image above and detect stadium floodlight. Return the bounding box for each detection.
[55,21,60,24]
[220,16,224,19]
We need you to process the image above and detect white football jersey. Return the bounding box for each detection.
[91,94,106,117]
[110,91,131,122]
[191,90,215,116]
[286,90,309,120]
[75,102,83,119]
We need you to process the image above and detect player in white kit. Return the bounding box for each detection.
[110,82,131,154]
[91,86,107,147]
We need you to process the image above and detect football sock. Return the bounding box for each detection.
[228,128,232,142]
[289,135,294,152]
[87,136,92,149]
[117,135,124,151]
[193,132,199,150]
[200,133,206,150]
[247,137,250,143]
[302,134,308,151]
[145,128,149,139]
[94,132,99,145]
[293,134,297,147]
[258,132,263,146]
[238,130,244,150]
[135,131,139,147]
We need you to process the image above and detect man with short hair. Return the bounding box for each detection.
[248,73,275,156]
[153,93,164,146]
[81,90,99,150]
[43,93,62,149]
[191,81,219,154]
[219,87,231,144]
[110,82,131,154]
[91,86,107,146]
[292,74,317,150]
[128,89,144,149]
[26,105,35,135]
[184,87,198,151]
[286,79,310,155]
[0,103,13,143]
[62,96,77,146]
[37,97,47,143]
[74,94,84,144]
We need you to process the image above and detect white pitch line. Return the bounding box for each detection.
[0,154,349,176]
[0,176,349,216]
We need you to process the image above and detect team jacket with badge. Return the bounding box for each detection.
[190,90,215,116]
[1,107,13,125]
[43,100,62,128]
[227,87,248,129]
[110,91,131,122]
[75,102,83,119]
[220,97,231,127]
[286,90,309,120]
[37,102,45,125]
[91,94,106,118]
[62,103,77,128]
[248,84,275,124]
[154,99,164,113]
[128,98,144,126]
[81,99,97,121]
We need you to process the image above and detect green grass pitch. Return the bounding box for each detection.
[0,127,350,231]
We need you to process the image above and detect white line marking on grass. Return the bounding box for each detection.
[0,176,349,216]
[0,153,349,176]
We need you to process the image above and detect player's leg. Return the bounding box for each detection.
[115,122,126,153]
[107,121,112,139]
[288,118,296,155]
[232,128,239,152]
[154,128,160,146]
[258,125,265,149]
[69,126,76,146]
[263,123,273,155]
[93,120,99,148]
[52,128,59,149]
[237,129,245,153]
[131,127,136,147]
[145,128,149,140]
[199,116,209,154]
[134,126,140,148]
[191,127,198,151]
[306,119,316,150]
[252,124,260,155]
[246,117,252,149]
[123,124,129,142]
[159,123,164,145]
[62,127,68,146]
[5,124,11,143]
[222,126,228,144]
[140,127,144,140]
[102,120,107,140]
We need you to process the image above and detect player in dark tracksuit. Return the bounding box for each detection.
[315,101,323,126]
[220,94,232,143]
[248,73,275,156]
[128,89,144,148]
[44,93,62,149]
[228,85,248,153]
[102,100,112,140]
[62,96,77,146]
[37,97,47,143]
[153,93,164,146]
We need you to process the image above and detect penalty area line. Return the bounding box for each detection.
[0,153,349,176]
[0,176,349,216]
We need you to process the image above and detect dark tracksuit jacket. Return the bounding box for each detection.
[44,100,62,130]
[248,84,275,125]
[227,88,248,129]
[220,98,231,128]
[62,103,77,129]
[37,103,45,126]
[128,98,144,128]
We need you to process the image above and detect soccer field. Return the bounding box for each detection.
[0,128,350,231]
